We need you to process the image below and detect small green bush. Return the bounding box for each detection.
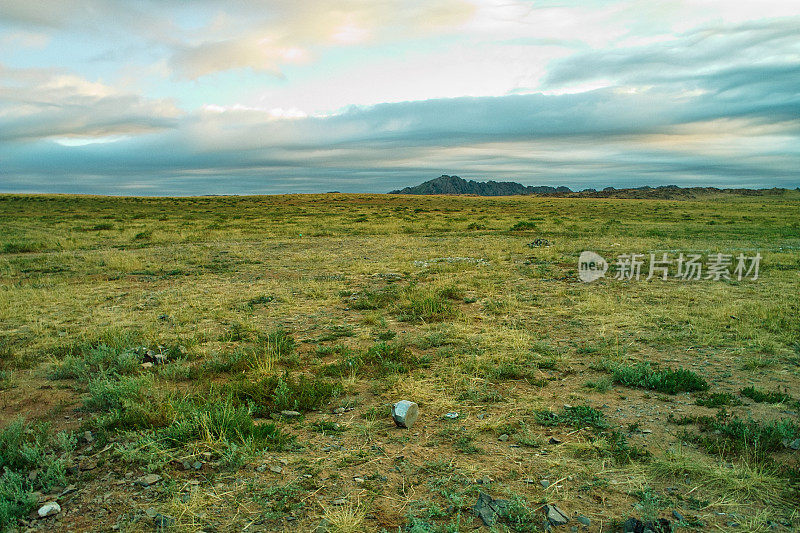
[610,362,708,394]
[535,405,608,429]
[696,392,742,407]
[0,419,76,530]
[740,386,796,405]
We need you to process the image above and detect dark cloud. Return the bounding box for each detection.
[2,83,798,194]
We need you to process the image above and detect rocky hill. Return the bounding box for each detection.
[389,175,571,196]
[389,175,793,199]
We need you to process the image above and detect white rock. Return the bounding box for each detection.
[38,501,61,518]
[391,400,419,429]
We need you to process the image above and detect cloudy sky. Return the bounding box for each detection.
[1,0,798,194]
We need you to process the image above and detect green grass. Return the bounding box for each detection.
[1,192,799,530]
[687,413,800,458]
[608,362,709,394]
[0,419,76,531]
[534,405,608,429]
[696,392,742,407]
[740,386,797,406]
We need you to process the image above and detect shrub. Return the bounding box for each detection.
[689,413,800,457]
[0,419,76,530]
[225,373,340,415]
[696,392,742,408]
[610,362,708,394]
[363,342,425,376]
[535,405,608,429]
[159,401,289,449]
[740,386,796,406]
[50,344,143,382]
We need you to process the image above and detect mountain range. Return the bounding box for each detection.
[389,175,791,199]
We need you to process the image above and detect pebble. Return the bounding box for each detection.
[281,410,301,417]
[37,502,61,518]
[544,504,570,526]
[498,434,509,442]
[136,474,162,487]
[332,498,346,506]
[672,510,685,522]
[444,412,459,419]
[269,466,283,474]
[577,515,591,527]
[540,479,550,489]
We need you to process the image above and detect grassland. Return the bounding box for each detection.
[0,192,798,532]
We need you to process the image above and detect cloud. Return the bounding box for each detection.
[165,0,475,79]
[544,18,800,88]
[0,64,181,143]
[1,1,799,193]
[2,82,798,194]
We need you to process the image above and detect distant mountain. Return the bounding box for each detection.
[389,175,792,199]
[389,175,571,196]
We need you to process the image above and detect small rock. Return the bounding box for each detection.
[672,510,685,522]
[549,437,562,445]
[477,413,486,420]
[37,502,61,518]
[353,477,365,483]
[136,474,162,487]
[540,479,550,488]
[280,410,301,417]
[332,407,345,414]
[544,504,570,526]
[444,412,459,419]
[498,434,509,442]
[473,492,508,526]
[269,465,283,474]
[477,475,491,485]
[788,438,800,450]
[332,498,346,506]
[153,513,175,527]
[140,362,153,369]
[623,518,640,532]
[577,515,590,527]
[391,400,419,429]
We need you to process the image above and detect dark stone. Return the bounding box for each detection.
[544,504,569,526]
[473,492,508,526]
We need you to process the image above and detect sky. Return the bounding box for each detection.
[0,0,798,195]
